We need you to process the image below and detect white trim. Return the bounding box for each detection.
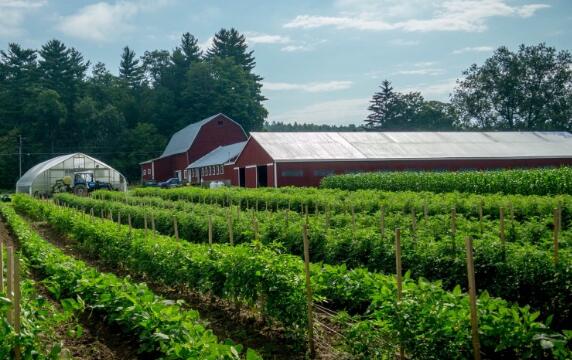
[273,161,277,188]
[151,161,155,179]
[272,156,572,163]
[245,165,257,169]
[255,166,258,188]
[266,163,274,166]
[234,167,239,170]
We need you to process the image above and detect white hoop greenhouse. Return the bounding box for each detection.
[16,153,127,196]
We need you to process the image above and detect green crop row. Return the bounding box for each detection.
[0,202,258,359]
[19,196,572,358]
[57,192,572,330]
[128,187,571,222]
[0,256,66,359]
[320,167,572,195]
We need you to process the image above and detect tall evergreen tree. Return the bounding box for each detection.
[365,80,397,129]
[206,28,256,72]
[119,46,144,88]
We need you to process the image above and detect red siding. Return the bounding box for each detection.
[140,114,247,182]
[234,138,273,167]
[141,162,153,181]
[245,167,257,188]
[275,158,572,187]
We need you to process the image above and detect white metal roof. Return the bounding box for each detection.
[160,113,246,159]
[187,141,247,169]
[16,153,126,188]
[250,131,572,161]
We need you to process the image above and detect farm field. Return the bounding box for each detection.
[3,181,569,359]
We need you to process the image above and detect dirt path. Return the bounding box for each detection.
[0,217,140,360]
[25,217,306,360]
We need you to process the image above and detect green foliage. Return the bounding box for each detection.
[0,201,256,359]
[0,29,267,188]
[321,167,572,195]
[15,194,572,358]
[68,191,572,330]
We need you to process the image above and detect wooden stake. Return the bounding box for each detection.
[465,236,481,360]
[553,208,559,265]
[395,228,404,360]
[302,222,315,358]
[128,214,132,230]
[108,209,113,221]
[451,207,457,253]
[478,200,483,235]
[7,247,14,326]
[380,206,385,239]
[144,214,148,237]
[227,212,234,245]
[411,208,417,237]
[173,216,179,240]
[351,205,356,239]
[13,250,21,360]
[0,241,3,293]
[499,207,505,244]
[208,215,213,245]
[151,214,156,235]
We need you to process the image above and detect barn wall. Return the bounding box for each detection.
[144,114,247,182]
[275,158,572,188]
[245,167,257,187]
[234,138,273,167]
[141,162,153,181]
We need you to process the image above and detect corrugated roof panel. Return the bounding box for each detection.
[160,116,215,158]
[187,141,247,169]
[250,131,572,161]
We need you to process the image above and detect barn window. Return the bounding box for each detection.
[281,169,304,177]
[143,169,146,176]
[314,169,335,177]
[220,165,224,175]
[183,170,188,179]
[217,120,224,126]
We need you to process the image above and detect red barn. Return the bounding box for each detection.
[233,131,572,188]
[140,114,247,182]
[186,141,246,186]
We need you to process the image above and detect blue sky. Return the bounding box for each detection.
[1,0,570,126]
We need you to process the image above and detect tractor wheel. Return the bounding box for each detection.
[74,184,88,197]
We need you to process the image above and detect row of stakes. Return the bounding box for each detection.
[60,199,493,360]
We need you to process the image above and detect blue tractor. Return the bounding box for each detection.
[51,172,112,196]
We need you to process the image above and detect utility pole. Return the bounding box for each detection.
[18,135,22,178]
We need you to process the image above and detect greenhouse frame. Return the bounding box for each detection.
[16,153,127,196]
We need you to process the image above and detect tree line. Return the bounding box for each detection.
[0,28,266,188]
[365,43,572,131]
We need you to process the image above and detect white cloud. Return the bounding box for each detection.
[392,61,444,76]
[389,38,420,46]
[284,0,550,33]
[263,80,353,93]
[402,78,458,100]
[0,0,45,37]
[452,46,494,54]
[281,44,312,52]
[57,0,170,42]
[245,32,291,45]
[198,36,213,52]
[269,98,369,126]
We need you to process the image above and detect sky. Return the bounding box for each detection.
[1,0,571,126]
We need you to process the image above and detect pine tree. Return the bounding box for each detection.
[205,28,256,72]
[365,80,396,129]
[176,32,201,67]
[119,46,144,88]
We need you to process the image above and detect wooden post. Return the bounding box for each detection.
[13,252,21,360]
[208,215,213,245]
[351,205,356,239]
[302,222,315,358]
[256,199,259,211]
[380,206,385,239]
[499,207,505,244]
[173,216,179,240]
[0,241,3,293]
[128,214,132,230]
[395,228,404,360]
[265,201,268,211]
[478,200,484,235]
[553,208,559,265]
[7,247,14,325]
[411,208,417,238]
[227,212,234,245]
[90,207,94,218]
[151,214,156,235]
[465,236,481,360]
[100,209,104,219]
[451,207,457,254]
[108,209,113,221]
[144,214,148,237]
[253,215,259,241]
[287,200,291,212]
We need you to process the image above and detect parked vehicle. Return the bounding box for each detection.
[142,180,159,187]
[158,178,181,188]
